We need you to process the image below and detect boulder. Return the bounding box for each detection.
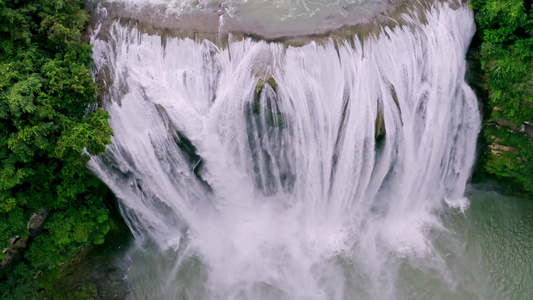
[28,209,50,237]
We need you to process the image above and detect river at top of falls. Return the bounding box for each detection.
[90,0,391,38]
[88,0,490,299]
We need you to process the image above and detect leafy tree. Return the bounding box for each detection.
[470,0,533,124]
[470,0,533,196]
[0,0,114,292]
[0,264,38,300]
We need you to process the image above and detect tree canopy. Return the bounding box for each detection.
[470,0,533,124]
[0,0,113,295]
[470,0,533,195]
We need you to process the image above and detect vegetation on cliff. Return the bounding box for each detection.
[469,0,533,196]
[0,0,116,297]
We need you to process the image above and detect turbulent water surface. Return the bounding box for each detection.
[93,0,388,37]
[88,0,533,299]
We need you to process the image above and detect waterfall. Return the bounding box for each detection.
[89,1,480,299]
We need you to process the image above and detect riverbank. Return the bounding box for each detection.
[467,0,533,198]
[38,218,132,300]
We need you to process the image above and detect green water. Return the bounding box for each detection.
[431,185,533,299]
[123,185,533,299]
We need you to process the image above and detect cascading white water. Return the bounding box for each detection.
[89,1,480,299]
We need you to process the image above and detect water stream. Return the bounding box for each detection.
[88,0,532,299]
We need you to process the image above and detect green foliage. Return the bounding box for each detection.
[24,195,111,272]
[0,207,29,252]
[25,235,74,272]
[470,0,533,197]
[470,0,533,125]
[482,125,533,195]
[0,0,114,291]
[72,283,98,299]
[46,195,110,248]
[55,109,112,160]
[0,263,38,300]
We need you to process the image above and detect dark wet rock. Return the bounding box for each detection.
[487,119,533,145]
[94,256,132,300]
[493,118,521,132]
[45,250,133,300]
[522,122,533,144]
[0,238,28,269]
[1,209,49,272]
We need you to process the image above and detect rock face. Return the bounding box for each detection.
[98,262,132,299]
[490,119,533,145]
[49,249,133,300]
[1,209,50,272]
[1,237,28,270]
[1,199,133,299]
[524,123,533,143]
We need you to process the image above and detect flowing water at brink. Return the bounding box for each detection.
[89,0,533,299]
